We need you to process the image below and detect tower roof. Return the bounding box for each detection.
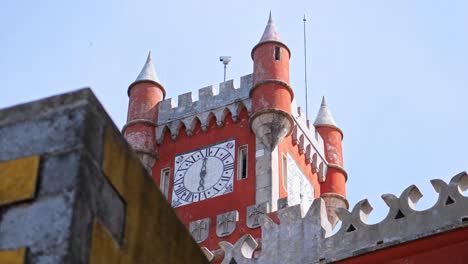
[258,11,282,43]
[251,12,290,59]
[128,51,165,96]
[135,51,160,84]
[314,96,338,127]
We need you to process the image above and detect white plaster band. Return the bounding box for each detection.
[326,163,348,182]
[121,119,157,135]
[250,79,294,101]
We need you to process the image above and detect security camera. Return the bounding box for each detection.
[219,56,231,65]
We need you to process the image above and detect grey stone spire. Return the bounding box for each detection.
[128,51,165,97]
[314,96,338,127]
[259,11,282,43]
[134,51,160,84]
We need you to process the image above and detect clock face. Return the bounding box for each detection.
[171,139,235,208]
[286,154,314,210]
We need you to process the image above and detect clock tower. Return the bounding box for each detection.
[123,13,348,261]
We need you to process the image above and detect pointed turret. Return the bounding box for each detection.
[314,96,338,128]
[128,51,165,97]
[123,52,165,174]
[251,12,290,60]
[250,13,295,211]
[250,13,294,151]
[313,97,348,228]
[258,11,281,43]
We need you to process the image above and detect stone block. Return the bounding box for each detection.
[190,218,211,243]
[0,89,208,264]
[216,210,239,237]
[246,202,271,228]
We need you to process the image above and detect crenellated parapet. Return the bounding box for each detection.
[204,172,468,264]
[155,74,253,143]
[290,100,328,181]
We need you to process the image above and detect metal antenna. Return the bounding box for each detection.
[303,14,309,121]
[219,56,231,82]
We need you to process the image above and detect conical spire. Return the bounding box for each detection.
[134,51,160,84]
[314,96,338,127]
[128,51,165,97]
[258,11,282,43]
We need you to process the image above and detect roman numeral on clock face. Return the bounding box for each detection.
[220,175,231,182]
[223,163,234,171]
[174,177,184,186]
[174,186,187,196]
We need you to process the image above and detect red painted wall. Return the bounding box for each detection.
[127,82,164,122]
[153,108,260,249]
[251,83,292,114]
[252,43,290,84]
[317,126,346,197]
[337,227,468,264]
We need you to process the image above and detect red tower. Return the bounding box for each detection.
[123,13,348,262]
[123,52,165,172]
[314,96,348,227]
[250,12,294,152]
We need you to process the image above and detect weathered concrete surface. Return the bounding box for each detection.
[0,89,208,263]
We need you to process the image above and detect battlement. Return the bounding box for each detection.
[291,100,327,180]
[158,74,253,125]
[206,172,468,263]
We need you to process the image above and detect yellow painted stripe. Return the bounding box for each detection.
[0,248,27,264]
[0,156,40,206]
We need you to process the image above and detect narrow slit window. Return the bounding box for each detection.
[238,145,248,179]
[160,168,170,199]
[275,46,281,60]
[282,154,288,190]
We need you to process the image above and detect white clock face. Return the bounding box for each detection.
[286,154,314,210]
[171,140,235,207]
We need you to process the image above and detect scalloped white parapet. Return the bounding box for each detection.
[212,172,468,264]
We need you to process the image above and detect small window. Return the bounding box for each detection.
[160,168,170,199]
[282,154,288,190]
[275,46,281,60]
[238,145,248,179]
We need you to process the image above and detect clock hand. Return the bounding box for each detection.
[198,157,207,191]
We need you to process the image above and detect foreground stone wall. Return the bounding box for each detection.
[0,89,208,263]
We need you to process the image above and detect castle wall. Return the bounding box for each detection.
[154,108,261,250]
[336,226,468,264]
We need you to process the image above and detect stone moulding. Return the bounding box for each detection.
[155,99,252,144]
[206,172,468,264]
[290,100,328,181]
[216,210,239,238]
[190,218,211,243]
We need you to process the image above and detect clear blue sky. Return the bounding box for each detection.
[1,1,467,223]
